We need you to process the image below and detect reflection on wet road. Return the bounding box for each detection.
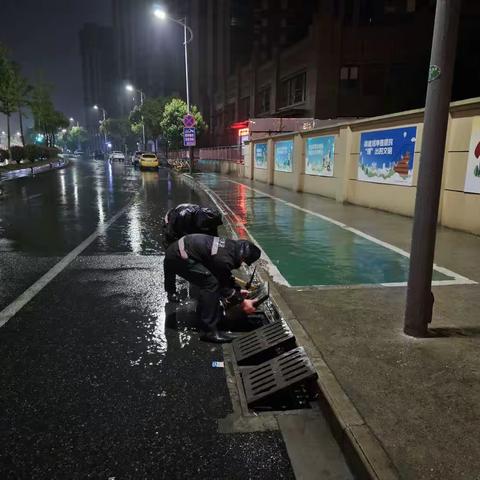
[194,173,453,287]
[0,159,295,479]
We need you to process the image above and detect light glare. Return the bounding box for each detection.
[154,8,167,19]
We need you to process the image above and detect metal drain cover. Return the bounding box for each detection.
[241,347,317,407]
[232,320,296,365]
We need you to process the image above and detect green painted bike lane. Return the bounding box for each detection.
[194,174,454,287]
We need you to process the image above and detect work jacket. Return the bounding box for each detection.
[172,233,244,305]
[162,204,223,247]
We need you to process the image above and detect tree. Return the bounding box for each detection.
[100,117,132,149]
[129,96,170,150]
[59,126,88,151]
[0,46,18,158]
[30,81,68,147]
[15,73,32,147]
[160,98,206,150]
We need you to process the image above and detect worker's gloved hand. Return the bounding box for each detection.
[240,289,249,298]
[241,299,257,315]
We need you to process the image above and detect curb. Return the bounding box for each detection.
[184,172,400,480]
[0,158,68,183]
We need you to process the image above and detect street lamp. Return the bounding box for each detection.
[153,6,194,112]
[126,84,146,149]
[93,105,108,152]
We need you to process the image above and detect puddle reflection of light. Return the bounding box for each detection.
[59,172,66,198]
[107,161,113,192]
[131,300,168,367]
[149,306,167,357]
[72,168,79,211]
[96,178,105,226]
[127,203,142,254]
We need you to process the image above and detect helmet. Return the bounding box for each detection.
[236,240,261,266]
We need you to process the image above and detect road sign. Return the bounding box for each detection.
[183,127,196,147]
[183,114,196,128]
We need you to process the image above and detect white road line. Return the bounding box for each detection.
[0,201,133,329]
[223,178,476,286]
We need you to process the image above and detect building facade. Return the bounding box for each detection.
[190,0,480,147]
[79,23,116,151]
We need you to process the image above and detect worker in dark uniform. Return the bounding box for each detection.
[162,203,223,249]
[164,234,261,343]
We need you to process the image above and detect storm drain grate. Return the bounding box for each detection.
[241,347,317,407]
[232,320,296,365]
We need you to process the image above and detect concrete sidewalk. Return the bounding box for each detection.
[196,174,480,480]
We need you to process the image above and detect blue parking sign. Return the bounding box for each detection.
[183,127,196,147]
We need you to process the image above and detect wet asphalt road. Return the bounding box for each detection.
[0,159,295,479]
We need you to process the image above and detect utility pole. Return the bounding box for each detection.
[404,0,462,337]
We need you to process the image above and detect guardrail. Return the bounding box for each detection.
[199,145,244,164]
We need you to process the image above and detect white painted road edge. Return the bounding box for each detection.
[218,177,476,288]
[0,200,133,329]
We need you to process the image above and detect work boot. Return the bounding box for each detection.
[200,329,234,344]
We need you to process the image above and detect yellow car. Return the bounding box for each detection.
[139,153,159,170]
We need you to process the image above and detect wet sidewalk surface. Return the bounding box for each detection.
[193,173,480,480]
[193,174,462,287]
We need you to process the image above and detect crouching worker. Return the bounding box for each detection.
[162,203,223,248]
[164,233,261,343]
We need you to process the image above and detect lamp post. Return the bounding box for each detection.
[153,7,194,171]
[93,105,107,152]
[153,7,193,111]
[126,84,146,150]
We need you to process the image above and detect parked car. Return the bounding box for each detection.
[139,153,159,170]
[109,151,125,162]
[131,151,144,167]
[74,150,84,157]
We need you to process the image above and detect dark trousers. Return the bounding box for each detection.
[164,255,221,332]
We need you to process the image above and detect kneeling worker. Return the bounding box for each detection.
[164,234,261,343]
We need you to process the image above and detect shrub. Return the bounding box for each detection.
[46,147,60,159]
[10,146,25,164]
[0,149,8,163]
[24,144,41,163]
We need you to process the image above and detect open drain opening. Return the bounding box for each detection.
[244,376,320,413]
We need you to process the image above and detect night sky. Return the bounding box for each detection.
[0,0,112,131]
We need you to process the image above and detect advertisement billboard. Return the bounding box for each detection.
[305,135,335,176]
[464,116,480,194]
[358,126,417,186]
[255,143,267,169]
[274,140,293,172]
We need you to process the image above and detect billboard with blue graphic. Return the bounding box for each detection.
[255,143,267,169]
[358,126,417,186]
[274,140,293,172]
[305,135,335,176]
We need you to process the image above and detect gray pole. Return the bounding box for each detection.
[140,90,146,150]
[404,0,462,337]
[183,17,193,174]
[102,108,107,152]
[183,18,190,113]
